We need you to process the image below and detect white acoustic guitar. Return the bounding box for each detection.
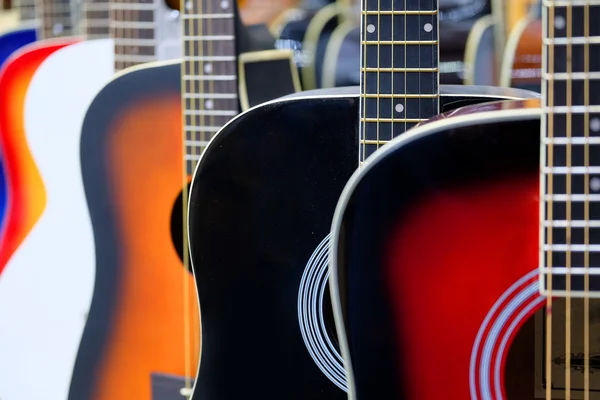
[0,0,181,398]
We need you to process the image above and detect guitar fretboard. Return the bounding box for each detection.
[110,0,157,71]
[82,0,109,38]
[182,0,238,175]
[37,0,76,39]
[540,1,600,296]
[19,0,36,21]
[359,0,440,162]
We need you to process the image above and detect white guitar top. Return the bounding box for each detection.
[0,38,113,400]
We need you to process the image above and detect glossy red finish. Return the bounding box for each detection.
[384,173,543,399]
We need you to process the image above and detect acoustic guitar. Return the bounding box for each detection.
[68,1,299,399]
[186,0,539,398]
[329,0,599,398]
[0,3,83,399]
[0,0,190,395]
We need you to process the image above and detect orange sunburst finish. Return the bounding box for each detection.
[0,38,78,274]
[71,62,199,400]
[510,19,541,89]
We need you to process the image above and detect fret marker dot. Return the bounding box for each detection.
[205,100,214,110]
[52,23,63,35]
[424,23,433,33]
[170,10,179,19]
[591,118,600,132]
[204,63,212,73]
[220,0,228,8]
[591,177,600,192]
[367,24,376,34]
[555,15,565,30]
[395,103,404,113]
[185,1,192,10]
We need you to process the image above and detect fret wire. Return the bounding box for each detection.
[362,40,438,45]
[543,36,600,45]
[362,93,439,98]
[361,118,428,123]
[362,67,438,72]
[361,10,437,15]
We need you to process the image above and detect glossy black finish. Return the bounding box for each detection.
[333,110,541,398]
[187,87,529,399]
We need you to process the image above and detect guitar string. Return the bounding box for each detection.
[360,0,366,164]
[388,0,393,148]
[179,0,197,391]
[374,0,379,151]
[583,0,591,398]
[565,0,573,396]
[402,0,406,136]
[544,0,555,397]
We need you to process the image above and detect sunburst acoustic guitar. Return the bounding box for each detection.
[68,0,300,399]
[0,0,189,396]
[329,0,599,398]
[186,0,539,398]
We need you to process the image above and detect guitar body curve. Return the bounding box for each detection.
[500,17,541,91]
[69,60,200,400]
[187,85,539,398]
[0,37,78,274]
[0,38,111,400]
[0,26,36,70]
[330,100,544,399]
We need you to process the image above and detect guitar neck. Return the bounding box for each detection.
[539,1,600,297]
[82,0,109,38]
[182,0,238,175]
[19,0,36,21]
[358,0,440,162]
[37,0,78,39]
[110,0,158,71]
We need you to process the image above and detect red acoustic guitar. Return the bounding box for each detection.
[330,0,600,398]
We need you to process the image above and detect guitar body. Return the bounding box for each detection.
[0,26,36,72]
[330,99,545,398]
[187,85,538,398]
[0,37,78,273]
[68,61,200,400]
[0,38,112,400]
[500,17,541,91]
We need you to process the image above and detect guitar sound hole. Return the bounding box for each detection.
[170,183,192,272]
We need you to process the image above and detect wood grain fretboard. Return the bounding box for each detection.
[110,0,157,71]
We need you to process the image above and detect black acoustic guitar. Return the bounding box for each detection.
[187,0,539,398]
[328,1,599,398]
